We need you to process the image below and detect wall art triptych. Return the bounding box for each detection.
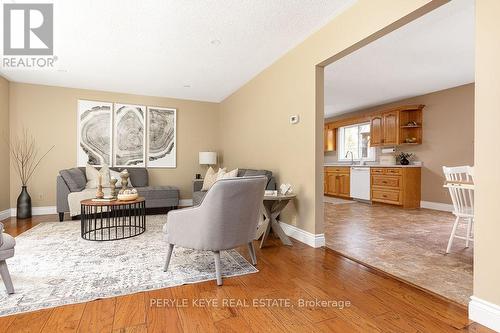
[77,100,177,168]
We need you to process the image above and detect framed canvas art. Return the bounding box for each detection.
[77,100,113,167]
[147,106,177,168]
[113,103,146,167]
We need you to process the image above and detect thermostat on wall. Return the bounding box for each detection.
[290,115,299,124]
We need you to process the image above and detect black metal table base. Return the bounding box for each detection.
[81,201,146,241]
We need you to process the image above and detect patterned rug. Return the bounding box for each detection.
[0,215,258,316]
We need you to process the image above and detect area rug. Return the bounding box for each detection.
[0,215,258,316]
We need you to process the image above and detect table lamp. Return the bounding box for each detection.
[199,151,217,168]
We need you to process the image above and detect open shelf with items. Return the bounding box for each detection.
[398,105,424,145]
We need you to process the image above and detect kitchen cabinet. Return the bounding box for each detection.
[370,111,399,147]
[337,173,350,197]
[370,115,383,146]
[399,107,423,144]
[324,167,350,198]
[324,166,420,207]
[382,111,399,145]
[326,105,424,148]
[370,167,421,208]
[324,124,336,152]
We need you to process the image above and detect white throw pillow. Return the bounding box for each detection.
[218,168,238,180]
[109,169,133,188]
[85,164,111,189]
[202,167,226,191]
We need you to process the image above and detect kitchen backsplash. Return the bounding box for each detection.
[324,148,420,164]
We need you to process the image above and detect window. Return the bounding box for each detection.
[338,123,375,161]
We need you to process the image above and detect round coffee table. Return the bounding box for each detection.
[80,197,146,241]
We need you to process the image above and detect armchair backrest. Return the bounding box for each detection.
[197,176,267,249]
[0,223,4,246]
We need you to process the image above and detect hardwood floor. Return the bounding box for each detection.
[0,214,493,333]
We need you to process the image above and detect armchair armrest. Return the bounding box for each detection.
[165,206,207,249]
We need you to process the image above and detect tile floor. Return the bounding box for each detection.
[324,199,472,305]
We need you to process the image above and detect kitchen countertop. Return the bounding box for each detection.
[324,163,422,168]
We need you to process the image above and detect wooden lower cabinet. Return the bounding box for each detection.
[324,166,420,207]
[370,167,421,208]
[324,167,350,198]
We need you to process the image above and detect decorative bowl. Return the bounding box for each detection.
[117,193,139,201]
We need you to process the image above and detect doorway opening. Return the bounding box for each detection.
[319,0,474,306]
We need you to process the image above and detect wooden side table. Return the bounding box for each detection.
[255,194,296,248]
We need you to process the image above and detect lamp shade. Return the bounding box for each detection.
[199,152,217,165]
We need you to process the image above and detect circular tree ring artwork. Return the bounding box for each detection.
[114,104,146,167]
[77,100,112,166]
[147,107,176,168]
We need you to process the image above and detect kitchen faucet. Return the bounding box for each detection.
[345,151,354,165]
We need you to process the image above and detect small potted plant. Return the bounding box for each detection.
[397,152,413,165]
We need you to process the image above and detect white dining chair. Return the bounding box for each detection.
[442,166,474,254]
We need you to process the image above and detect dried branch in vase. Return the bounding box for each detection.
[7,128,55,186]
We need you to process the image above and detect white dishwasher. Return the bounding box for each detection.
[350,167,371,202]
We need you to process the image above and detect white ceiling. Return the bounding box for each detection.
[0,0,355,102]
[324,0,475,118]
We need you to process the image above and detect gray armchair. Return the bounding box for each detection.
[163,176,267,285]
[0,223,15,294]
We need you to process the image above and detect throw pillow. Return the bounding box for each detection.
[202,167,226,191]
[218,168,239,180]
[85,164,111,189]
[60,168,87,192]
[126,168,148,187]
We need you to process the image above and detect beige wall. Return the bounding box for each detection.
[8,83,219,207]
[325,83,474,204]
[219,0,435,234]
[474,0,500,306]
[0,76,9,212]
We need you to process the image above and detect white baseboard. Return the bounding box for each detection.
[469,296,500,332]
[0,209,10,222]
[279,222,325,248]
[9,206,57,217]
[420,201,454,212]
[179,199,193,207]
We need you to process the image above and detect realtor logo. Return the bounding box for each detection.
[3,4,53,55]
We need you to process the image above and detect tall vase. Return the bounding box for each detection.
[17,186,32,219]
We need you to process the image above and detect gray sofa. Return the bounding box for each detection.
[192,168,276,206]
[57,167,179,221]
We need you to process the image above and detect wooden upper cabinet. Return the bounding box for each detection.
[328,105,424,148]
[324,124,336,152]
[382,111,399,145]
[371,111,400,146]
[370,115,383,146]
